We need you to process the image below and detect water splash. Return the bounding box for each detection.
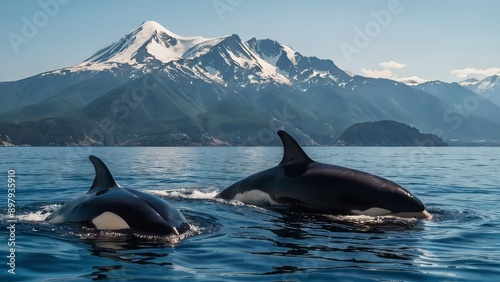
[148,188,219,200]
[0,204,60,222]
[426,206,482,222]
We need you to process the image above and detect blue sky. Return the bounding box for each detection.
[1,0,499,82]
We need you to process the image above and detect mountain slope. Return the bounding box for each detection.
[461,75,500,107]
[246,38,352,88]
[414,80,500,122]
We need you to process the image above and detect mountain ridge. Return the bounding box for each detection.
[1,21,500,146]
[461,74,500,106]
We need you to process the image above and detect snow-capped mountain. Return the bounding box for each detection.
[179,34,293,87]
[396,76,429,86]
[246,38,351,87]
[0,21,350,118]
[461,75,500,93]
[2,21,500,146]
[459,77,479,87]
[66,21,349,88]
[72,21,226,72]
[476,75,500,93]
[62,21,280,85]
[460,75,500,106]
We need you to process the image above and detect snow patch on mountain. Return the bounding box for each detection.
[182,37,227,58]
[476,75,499,93]
[459,77,479,87]
[396,76,429,86]
[281,45,297,65]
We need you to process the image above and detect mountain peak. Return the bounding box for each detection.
[459,77,479,87]
[77,21,214,69]
[140,20,164,29]
[475,74,500,92]
[397,76,429,86]
[138,20,181,38]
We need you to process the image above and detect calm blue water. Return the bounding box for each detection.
[0,147,499,281]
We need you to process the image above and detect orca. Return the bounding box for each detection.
[46,156,190,236]
[216,130,432,219]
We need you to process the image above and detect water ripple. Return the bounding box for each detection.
[1,147,500,281]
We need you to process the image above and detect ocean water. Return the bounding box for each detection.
[0,146,499,281]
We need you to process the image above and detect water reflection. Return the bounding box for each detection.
[268,210,424,236]
[75,235,177,280]
[240,208,427,277]
[83,265,125,281]
[87,241,173,266]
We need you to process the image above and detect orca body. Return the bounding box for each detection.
[46,156,190,236]
[217,130,431,219]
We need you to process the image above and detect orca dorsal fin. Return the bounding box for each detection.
[88,155,119,193]
[278,130,314,167]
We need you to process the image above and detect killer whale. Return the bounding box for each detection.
[216,130,431,219]
[46,156,190,236]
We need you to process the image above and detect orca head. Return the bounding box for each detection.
[378,185,432,219]
[347,177,432,219]
[118,188,191,236]
[86,156,190,236]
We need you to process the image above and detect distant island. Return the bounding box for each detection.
[336,120,448,146]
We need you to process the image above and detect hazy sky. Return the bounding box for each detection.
[1,0,499,82]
